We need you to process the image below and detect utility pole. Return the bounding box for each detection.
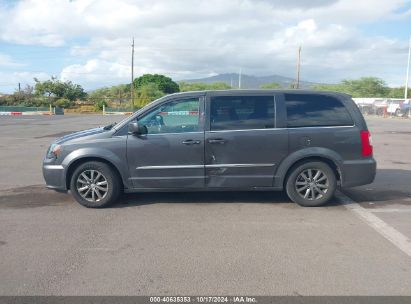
[131,37,135,111]
[18,82,21,93]
[238,69,242,89]
[405,37,411,117]
[295,46,302,89]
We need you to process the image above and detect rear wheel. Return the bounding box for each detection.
[70,161,120,208]
[395,109,403,117]
[286,161,336,207]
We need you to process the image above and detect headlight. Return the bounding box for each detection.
[47,144,62,159]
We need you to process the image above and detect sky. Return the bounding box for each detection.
[0,0,411,93]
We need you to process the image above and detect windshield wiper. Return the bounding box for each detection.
[103,122,117,130]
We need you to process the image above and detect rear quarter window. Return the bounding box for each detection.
[285,94,353,128]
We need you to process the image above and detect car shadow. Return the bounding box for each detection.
[113,190,349,209]
[341,168,411,207]
[115,190,294,208]
[113,169,411,209]
[4,169,407,209]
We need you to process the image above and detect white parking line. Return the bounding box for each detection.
[337,192,411,258]
[0,118,36,121]
[368,208,411,213]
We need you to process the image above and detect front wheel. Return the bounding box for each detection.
[285,161,337,207]
[70,161,121,208]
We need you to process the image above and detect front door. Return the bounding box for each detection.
[205,93,288,188]
[127,96,205,189]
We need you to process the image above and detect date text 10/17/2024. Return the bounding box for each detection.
[149,297,257,303]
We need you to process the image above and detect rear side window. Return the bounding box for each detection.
[285,94,353,128]
[210,96,275,131]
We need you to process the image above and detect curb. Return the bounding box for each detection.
[0,111,53,116]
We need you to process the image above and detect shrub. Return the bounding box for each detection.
[94,99,108,111]
[55,98,73,108]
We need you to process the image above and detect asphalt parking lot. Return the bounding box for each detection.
[0,114,410,295]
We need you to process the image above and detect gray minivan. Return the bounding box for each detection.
[43,90,376,208]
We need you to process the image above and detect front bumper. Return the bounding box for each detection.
[42,162,67,192]
[340,158,376,188]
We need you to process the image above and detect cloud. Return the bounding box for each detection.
[0,53,24,67]
[60,58,130,87]
[0,0,410,90]
[0,71,49,93]
[2,0,408,46]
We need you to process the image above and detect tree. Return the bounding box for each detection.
[313,77,390,97]
[88,84,134,111]
[63,82,87,101]
[135,83,165,108]
[13,85,35,105]
[0,85,43,107]
[340,77,389,97]
[133,74,180,94]
[312,83,346,93]
[34,77,87,103]
[179,82,232,92]
[260,82,281,89]
[34,77,56,98]
[55,98,72,108]
[87,88,110,111]
[387,87,406,99]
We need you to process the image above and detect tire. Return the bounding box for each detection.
[70,161,121,208]
[395,109,403,117]
[361,107,369,115]
[376,108,384,116]
[285,161,337,207]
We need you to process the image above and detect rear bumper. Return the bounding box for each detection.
[42,163,67,191]
[340,158,376,188]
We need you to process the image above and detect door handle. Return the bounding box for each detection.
[182,139,201,145]
[208,138,227,144]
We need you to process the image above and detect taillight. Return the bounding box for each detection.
[360,130,373,157]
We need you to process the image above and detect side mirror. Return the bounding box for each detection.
[128,121,147,135]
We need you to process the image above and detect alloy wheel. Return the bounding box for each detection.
[76,169,108,202]
[295,168,329,201]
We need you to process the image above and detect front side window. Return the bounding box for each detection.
[210,96,275,131]
[285,94,353,128]
[138,98,200,134]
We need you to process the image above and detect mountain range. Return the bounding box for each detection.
[181,73,319,89]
